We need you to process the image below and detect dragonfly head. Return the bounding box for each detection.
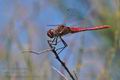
[47,29,55,38]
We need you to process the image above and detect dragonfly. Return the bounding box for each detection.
[25,25,111,55]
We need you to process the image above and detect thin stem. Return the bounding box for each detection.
[48,40,75,80]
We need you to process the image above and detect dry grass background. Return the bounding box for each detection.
[0,0,119,80]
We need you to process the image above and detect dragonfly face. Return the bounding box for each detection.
[47,29,55,38]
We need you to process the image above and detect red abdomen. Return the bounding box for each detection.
[69,25,111,33]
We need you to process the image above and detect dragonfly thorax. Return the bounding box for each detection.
[47,25,71,38]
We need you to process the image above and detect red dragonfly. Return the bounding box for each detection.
[26,25,111,55]
[47,25,111,38]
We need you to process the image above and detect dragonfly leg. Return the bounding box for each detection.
[48,36,58,45]
[55,36,68,54]
[48,36,62,51]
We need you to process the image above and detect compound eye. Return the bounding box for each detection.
[47,29,54,38]
[50,29,54,33]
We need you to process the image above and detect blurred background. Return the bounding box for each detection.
[0,0,119,80]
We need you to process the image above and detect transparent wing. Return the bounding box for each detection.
[62,8,90,27]
[47,8,85,27]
